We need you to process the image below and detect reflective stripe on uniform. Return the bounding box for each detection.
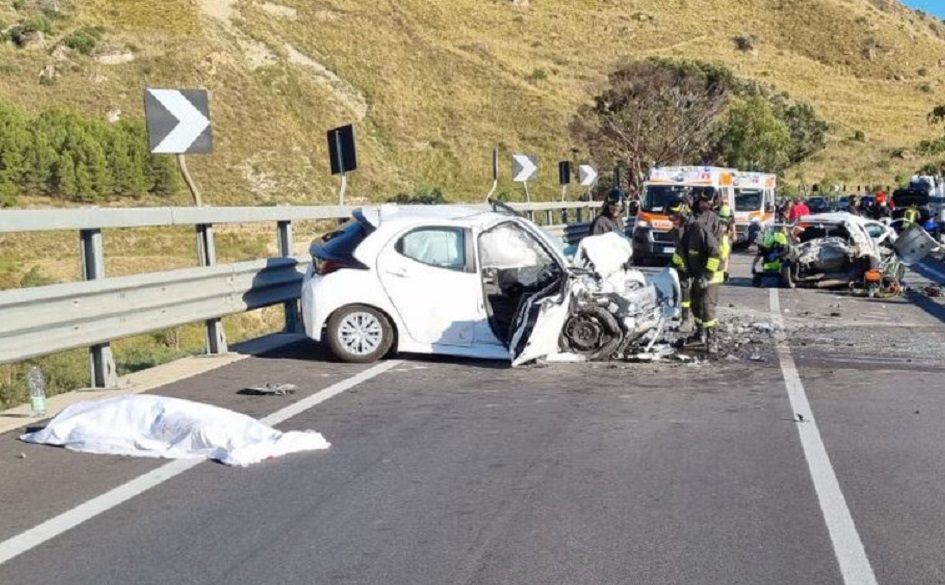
[703,318,719,328]
[681,301,691,309]
[706,257,721,272]
[763,261,782,272]
[720,235,731,260]
[672,253,684,266]
[709,270,724,284]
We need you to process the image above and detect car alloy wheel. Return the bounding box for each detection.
[337,311,383,356]
[327,305,395,363]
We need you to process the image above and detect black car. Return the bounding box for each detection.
[891,187,933,231]
[806,196,831,214]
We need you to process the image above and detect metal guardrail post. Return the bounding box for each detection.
[277,220,301,333]
[545,210,553,225]
[196,224,228,354]
[80,228,117,388]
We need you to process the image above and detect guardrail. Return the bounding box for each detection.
[0,201,598,387]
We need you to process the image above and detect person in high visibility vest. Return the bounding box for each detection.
[717,202,735,283]
[903,202,920,229]
[752,227,794,288]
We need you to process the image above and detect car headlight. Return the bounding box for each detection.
[636,220,650,229]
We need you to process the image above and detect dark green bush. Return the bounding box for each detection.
[64,26,104,55]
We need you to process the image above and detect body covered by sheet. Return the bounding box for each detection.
[20,395,330,467]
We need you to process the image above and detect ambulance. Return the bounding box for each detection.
[733,172,777,247]
[631,166,736,264]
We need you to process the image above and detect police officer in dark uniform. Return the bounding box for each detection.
[678,189,724,354]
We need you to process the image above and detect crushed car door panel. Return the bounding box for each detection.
[478,222,566,345]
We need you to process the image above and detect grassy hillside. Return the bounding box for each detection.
[2,0,945,202]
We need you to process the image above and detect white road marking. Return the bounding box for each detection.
[770,289,878,585]
[0,359,402,567]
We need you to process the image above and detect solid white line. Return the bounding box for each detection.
[0,359,403,567]
[769,289,878,585]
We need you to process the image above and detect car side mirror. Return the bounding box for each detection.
[765,204,775,213]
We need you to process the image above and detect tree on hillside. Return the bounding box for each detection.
[569,59,730,196]
[714,96,792,172]
[571,58,829,194]
[777,101,829,166]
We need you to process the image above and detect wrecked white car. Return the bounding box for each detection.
[789,213,898,289]
[301,205,679,365]
[787,212,939,290]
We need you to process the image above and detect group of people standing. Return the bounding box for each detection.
[589,187,729,355]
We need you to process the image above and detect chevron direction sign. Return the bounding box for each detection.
[144,89,213,154]
[579,164,598,187]
[512,154,538,182]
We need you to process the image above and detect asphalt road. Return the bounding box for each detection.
[1,253,944,585]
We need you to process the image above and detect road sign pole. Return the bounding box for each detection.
[523,181,531,203]
[176,154,203,207]
[334,130,347,205]
[561,184,568,202]
[485,148,498,203]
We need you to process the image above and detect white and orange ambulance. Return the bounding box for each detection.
[631,166,736,264]
[732,172,777,247]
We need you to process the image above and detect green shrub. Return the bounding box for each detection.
[25,14,53,35]
[19,266,56,288]
[528,68,548,81]
[0,99,179,200]
[64,26,104,55]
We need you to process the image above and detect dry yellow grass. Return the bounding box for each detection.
[2,0,943,206]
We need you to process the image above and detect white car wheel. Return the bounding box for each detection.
[327,305,394,363]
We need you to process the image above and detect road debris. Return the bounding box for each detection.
[240,383,298,396]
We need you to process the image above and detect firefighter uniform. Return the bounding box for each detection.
[678,204,724,353]
[669,201,693,332]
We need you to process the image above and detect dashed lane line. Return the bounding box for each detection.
[770,289,878,585]
[0,360,403,567]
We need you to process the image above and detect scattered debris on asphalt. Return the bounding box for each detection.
[240,383,298,396]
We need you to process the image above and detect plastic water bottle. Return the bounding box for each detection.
[28,366,46,418]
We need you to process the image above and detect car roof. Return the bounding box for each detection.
[356,205,509,230]
[799,212,873,225]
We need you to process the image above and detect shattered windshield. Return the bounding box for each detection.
[735,189,763,212]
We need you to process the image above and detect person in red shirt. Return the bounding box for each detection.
[788,198,810,222]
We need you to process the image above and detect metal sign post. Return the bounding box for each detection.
[144,88,222,355]
[559,161,571,201]
[485,148,499,202]
[327,124,357,206]
[512,154,538,203]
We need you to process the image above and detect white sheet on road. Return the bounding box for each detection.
[20,395,330,467]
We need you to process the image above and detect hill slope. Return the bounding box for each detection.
[2,0,945,204]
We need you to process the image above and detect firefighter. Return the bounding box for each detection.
[590,189,626,236]
[678,190,724,354]
[669,199,693,333]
